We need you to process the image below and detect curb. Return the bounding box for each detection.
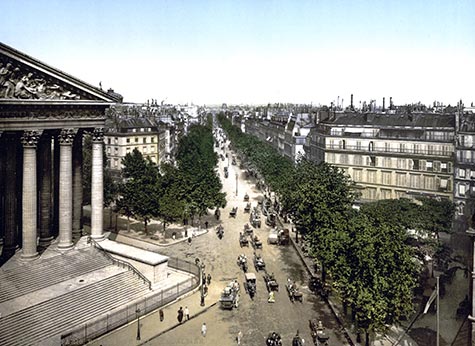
[111,229,209,248]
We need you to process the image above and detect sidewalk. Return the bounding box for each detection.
[86,279,222,346]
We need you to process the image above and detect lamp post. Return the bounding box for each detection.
[196,258,206,306]
[136,307,141,341]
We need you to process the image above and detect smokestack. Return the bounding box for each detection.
[390,97,393,110]
[350,94,354,110]
[382,97,385,112]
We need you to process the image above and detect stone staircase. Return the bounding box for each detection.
[451,317,470,346]
[0,248,111,303]
[0,270,150,346]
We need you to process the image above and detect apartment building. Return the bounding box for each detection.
[454,106,475,233]
[104,117,160,176]
[315,110,455,202]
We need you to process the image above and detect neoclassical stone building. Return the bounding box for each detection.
[0,42,120,261]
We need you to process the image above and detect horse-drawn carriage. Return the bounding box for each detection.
[309,276,331,300]
[251,234,263,249]
[214,208,221,220]
[266,212,277,227]
[309,319,330,345]
[216,225,224,239]
[237,254,248,272]
[263,270,279,292]
[219,283,240,310]
[230,207,237,218]
[243,223,253,235]
[244,272,257,299]
[239,233,249,248]
[250,208,261,228]
[286,279,303,302]
[253,252,266,271]
[244,202,251,213]
[266,332,282,346]
[277,229,290,245]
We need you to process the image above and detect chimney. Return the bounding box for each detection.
[382,97,385,112]
[390,97,393,110]
[350,94,354,110]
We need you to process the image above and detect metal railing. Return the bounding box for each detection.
[61,252,200,346]
[87,236,152,290]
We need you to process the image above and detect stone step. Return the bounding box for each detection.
[451,317,469,346]
[0,249,111,302]
[0,270,149,346]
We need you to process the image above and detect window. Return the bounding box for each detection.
[412,159,420,170]
[397,159,406,170]
[126,147,131,154]
[114,147,118,154]
[369,141,374,151]
[151,137,155,143]
[396,173,406,187]
[433,161,441,172]
[459,184,466,196]
[459,168,466,178]
[353,155,363,166]
[426,161,433,172]
[367,170,376,183]
[113,158,118,167]
[143,137,147,144]
[383,157,391,168]
[440,178,448,190]
[126,138,130,143]
[340,140,346,149]
[356,141,361,150]
[367,188,377,200]
[441,162,447,173]
[132,129,137,133]
[114,137,118,144]
[384,142,391,152]
[340,154,348,164]
[140,128,145,132]
[143,146,147,153]
[382,171,391,185]
[381,189,391,199]
[353,169,362,182]
[107,147,111,154]
[150,146,155,153]
[399,143,406,153]
[425,175,435,190]
[135,137,139,143]
[368,156,376,167]
[414,144,420,154]
[409,174,420,189]
[107,138,111,145]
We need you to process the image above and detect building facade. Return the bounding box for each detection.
[0,42,118,261]
[315,110,455,202]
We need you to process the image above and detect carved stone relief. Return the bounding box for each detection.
[21,130,43,147]
[0,57,85,100]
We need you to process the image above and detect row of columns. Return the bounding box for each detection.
[1,127,104,260]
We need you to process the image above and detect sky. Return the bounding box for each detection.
[2,0,474,106]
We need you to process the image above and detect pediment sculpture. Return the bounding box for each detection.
[0,59,82,101]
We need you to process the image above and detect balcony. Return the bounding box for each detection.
[325,144,453,158]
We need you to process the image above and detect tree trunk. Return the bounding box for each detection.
[115,213,118,232]
[322,264,327,284]
[127,216,130,232]
[365,331,369,346]
[109,207,113,229]
[144,220,148,234]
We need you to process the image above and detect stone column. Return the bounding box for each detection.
[91,128,104,241]
[21,130,41,260]
[53,135,60,237]
[3,134,19,257]
[0,131,4,246]
[72,131,83,238]
[38,133,53,245]
[57,128,76,250]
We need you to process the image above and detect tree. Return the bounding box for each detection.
[119,149,160,234]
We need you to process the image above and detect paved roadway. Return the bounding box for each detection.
[145,140,349,346]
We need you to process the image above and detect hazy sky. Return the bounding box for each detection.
[2,0,474,106]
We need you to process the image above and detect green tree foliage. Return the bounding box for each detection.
[119,148,160,233]
[175,124,226,222]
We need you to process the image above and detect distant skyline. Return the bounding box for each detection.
[2,0,474,106]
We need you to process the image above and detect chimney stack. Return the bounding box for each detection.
[389,97,393,110]
[382,97,385,112]
[350,94,354,110]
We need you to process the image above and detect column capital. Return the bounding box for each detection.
[21,130,43,148]
[59,128,77,146]
[92,128,104,143]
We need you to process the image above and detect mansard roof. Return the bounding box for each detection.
[0,42,121,104]
[324,111,455,129]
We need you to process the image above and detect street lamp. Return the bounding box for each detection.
[136,307,141,341]
[196,258,206,306]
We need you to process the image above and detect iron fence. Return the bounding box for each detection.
[61,258,199,346]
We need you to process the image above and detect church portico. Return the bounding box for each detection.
[0,42,121,262]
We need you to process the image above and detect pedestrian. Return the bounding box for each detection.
[188,236,192,246]
[177,307,184,323]
[159,309,164,322]
[237,330,242,345]
[201,322,207,337]
[184,306,190,320]
[205,221,209,229]
[207,273,212,285]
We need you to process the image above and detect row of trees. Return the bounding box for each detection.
[115,123,226,233]
[218,113,454,345]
